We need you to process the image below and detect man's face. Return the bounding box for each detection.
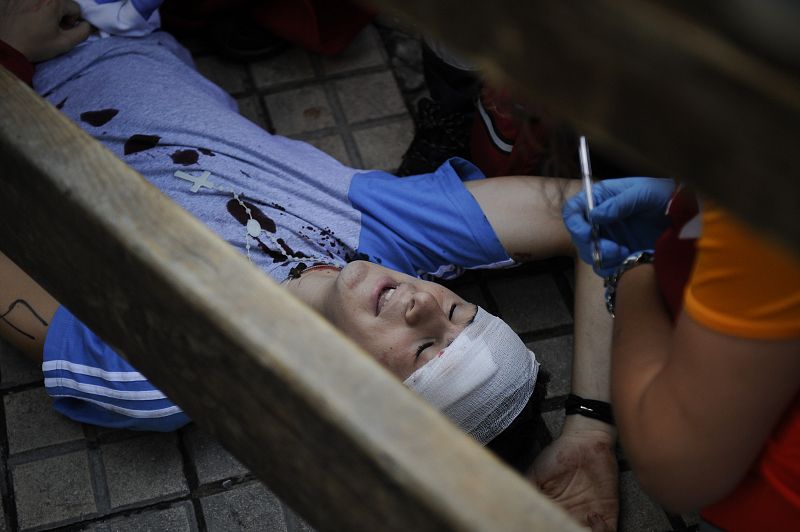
[322,261,478,380]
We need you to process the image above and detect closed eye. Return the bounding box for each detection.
[449,303,478,325]
[416,341,433,359]
[466,305,478,325]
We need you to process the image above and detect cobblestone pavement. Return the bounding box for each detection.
[0,17,700,532]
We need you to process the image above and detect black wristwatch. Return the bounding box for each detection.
[565,394,615,425]
[604,250,655,317]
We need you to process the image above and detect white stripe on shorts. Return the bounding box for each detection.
[44,377,168,401]
[43,359,149,382]
[48,393,183,418]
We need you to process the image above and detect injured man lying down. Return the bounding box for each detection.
[0,1,618,529]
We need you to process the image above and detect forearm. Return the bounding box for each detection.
[572,260,612,401]
[563,258,617,439]
[610,265,690,504]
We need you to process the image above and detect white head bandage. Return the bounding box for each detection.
[403,307,539,445]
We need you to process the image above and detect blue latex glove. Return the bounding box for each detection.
[562,177,674,277]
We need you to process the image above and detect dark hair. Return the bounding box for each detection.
[485,368,551,472]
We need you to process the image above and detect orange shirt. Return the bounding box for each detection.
[683,204,800,531]
[685,205,800,339]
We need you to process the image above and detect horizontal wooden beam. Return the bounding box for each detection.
[0,67,581,531]
[370,0,800,256]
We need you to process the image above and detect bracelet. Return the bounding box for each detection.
[565,394,615,425]
[604,250,655,317]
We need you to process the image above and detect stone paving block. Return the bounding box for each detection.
[618,470,671,532]
[264,86,336,136]
[488,275,572,334]
[86,501,196,532]
[102,433,188,509]
[334,71,407,123]
[0,339,40,388]
[250,48,315,90]
[526,335,573,398]
[236,95,270,131]
[13,450,96,530]
[321,26,385,75]
[352,119,414,171]
[201,481,287,532]
[184,425,248,485]
[303,134,351,166]
[4,387,85,454]
[194,56,249,94]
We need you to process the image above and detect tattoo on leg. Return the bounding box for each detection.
[0,299,49,341]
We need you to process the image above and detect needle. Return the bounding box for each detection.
[579,136,602,272]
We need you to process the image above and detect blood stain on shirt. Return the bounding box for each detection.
[124,134,161,155]
[226,199,277,233]
[226,199,248,225]
[288,263,308,278]
[170,149,199,166]
[249,203,277,233]
[198,148,216,157]
[258,241,287,263]
[250,205,276,233]
[80,109,119,127]
[55,97,68,110]
[276,238,295,256]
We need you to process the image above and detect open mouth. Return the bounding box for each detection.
[376,285,397,315]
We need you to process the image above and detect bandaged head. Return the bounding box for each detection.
[403,307,539,444]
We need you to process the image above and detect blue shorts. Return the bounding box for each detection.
[350,157,514,280]
[43,306,190,431]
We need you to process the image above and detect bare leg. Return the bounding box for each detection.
[0,250,58,363]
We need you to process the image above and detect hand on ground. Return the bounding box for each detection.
[529,427,619,531]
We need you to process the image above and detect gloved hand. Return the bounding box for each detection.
[562,177,674,277]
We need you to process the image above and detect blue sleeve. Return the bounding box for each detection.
[349,157,514,279]
[43,306,189,432]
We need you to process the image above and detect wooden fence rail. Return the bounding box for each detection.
[370,0,800,256]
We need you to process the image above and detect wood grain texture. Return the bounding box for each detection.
[0,67,583,531]
[371,0,800,255]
